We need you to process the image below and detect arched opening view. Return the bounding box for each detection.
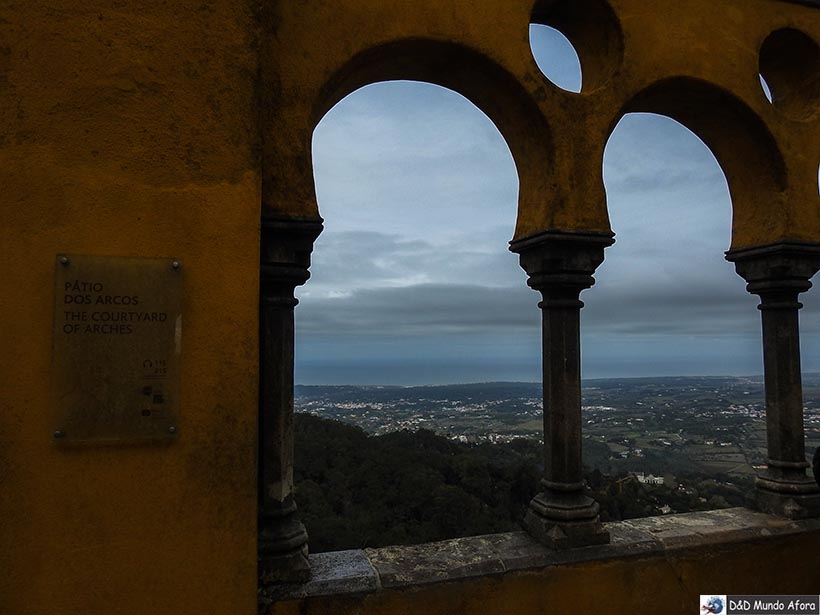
[282,40,820,557]
[578,112,769,518]
[299,81,530,387]
[294,81,545,552]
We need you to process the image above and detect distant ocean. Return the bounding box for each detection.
[294,355,782,386]
[295,360,541,386]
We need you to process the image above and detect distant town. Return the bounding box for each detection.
[295,375,820,479]
[293,375,820,549]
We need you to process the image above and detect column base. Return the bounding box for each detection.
[259,545,310,584]
[258,516,311,583]
[751,481,820,520]
[523,492,610,549]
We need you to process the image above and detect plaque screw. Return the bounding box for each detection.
[168,426,177,434]
[53,430,65,439]
[171,261,180,270]
[59,256,69,265]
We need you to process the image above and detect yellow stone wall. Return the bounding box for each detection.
[1,2,259,614]
[265,0,820,247]
[1,1,818,614]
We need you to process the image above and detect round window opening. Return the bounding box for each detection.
[529,0,623,94]
[759,28,820,121]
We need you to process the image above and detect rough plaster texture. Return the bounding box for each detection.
[1,1,819,614]
[0,2,259,614]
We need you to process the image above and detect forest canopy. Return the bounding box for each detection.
[294,414,747,552]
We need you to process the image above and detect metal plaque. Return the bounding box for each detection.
[51,253,182,443]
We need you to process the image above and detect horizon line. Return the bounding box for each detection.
[292,373,814,388]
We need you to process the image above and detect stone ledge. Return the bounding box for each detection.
[260,508,820,601]
[259,549,379,604]
[621,508,820,550]
[364,523,663,588]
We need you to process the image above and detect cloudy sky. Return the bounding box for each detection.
[294,26,820,385]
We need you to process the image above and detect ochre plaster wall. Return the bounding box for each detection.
[270,533,820,615]
[1,1,819,614]
[0,2,259,614]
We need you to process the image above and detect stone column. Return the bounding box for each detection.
[510,230,613,548]
[726,242,820,519]
[258,216,323,582]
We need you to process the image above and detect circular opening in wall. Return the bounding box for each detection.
[530,0,623,94]
[529,24,582,93]
[759,28,820,121]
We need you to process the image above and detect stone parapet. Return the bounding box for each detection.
[262,508,820,614]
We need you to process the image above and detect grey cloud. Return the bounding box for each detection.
[296,277,763,343]
[307,230,432,289]
[606,168,726,195]
[583,282,760,336]
[297,283,539,337]
[298,80,782,380]
[301,230,526,298]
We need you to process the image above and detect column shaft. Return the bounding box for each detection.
[542,293,584,488]
[258,217,322,583]
[511,231,613,549]
[727,242,820,519]
[761,297,807,473]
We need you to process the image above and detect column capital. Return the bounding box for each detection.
[509,230,614,297]
[260,216,324,296]
[725,241,820,298]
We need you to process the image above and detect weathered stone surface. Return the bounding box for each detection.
[268,509,820,599]
[601,521,663,556]
[260,550,378,602]
[490,532,556,572]
[622,507,820,550]
[366,534,508,588]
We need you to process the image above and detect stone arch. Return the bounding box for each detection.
[310,39,555,241]
[612,77,787,249]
